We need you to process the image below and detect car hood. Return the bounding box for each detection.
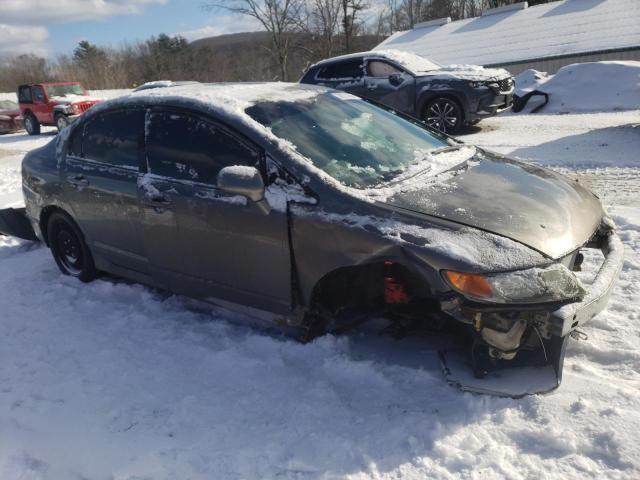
[416,65,511,82]
[385,150,604,259]
[51,95,101,105]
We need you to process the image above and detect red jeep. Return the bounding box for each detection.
[17,82,101,135]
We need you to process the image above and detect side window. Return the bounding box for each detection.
[317,59,363,80]
[18,86,32,103]
[367,60,402,78]
[82,109,143,169]
[146,110,259,185]
[33,86,45,102]
[68,126,83,157]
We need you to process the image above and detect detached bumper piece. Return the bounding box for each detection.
[549,232,624,337]
[0,207,38,241]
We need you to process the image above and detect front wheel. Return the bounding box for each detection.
[24,113,41,136]
[47,212,98,282]
[423,97,463,134]
[55,113,69,132]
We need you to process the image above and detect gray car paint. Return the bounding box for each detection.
[21,84,603,332]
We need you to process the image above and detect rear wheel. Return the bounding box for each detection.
[47,212,98,282]
[24,113,41,136]
[423,97,463,134]
[55,113,69,132]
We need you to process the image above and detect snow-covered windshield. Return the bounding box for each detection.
[376,49,441,73]
[246,92,452,189]
[45,83,86,97]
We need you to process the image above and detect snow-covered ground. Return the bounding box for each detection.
[514,61,640,114]
[1,87,639,479]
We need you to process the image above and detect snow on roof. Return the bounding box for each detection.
[376,0,640,67]
[311,49,441,73]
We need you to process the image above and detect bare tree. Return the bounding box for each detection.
[206,0,305,81]
[341,0,367,52]
[308,0,342,58]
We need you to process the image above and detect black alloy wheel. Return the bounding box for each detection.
[423,97,463,134]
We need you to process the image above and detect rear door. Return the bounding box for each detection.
[363,59,415,114]
[314,58,365,96]
[63,108,149,279]
[140,108,292,314]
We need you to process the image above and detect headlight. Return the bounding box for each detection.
[468,81,485,89]
[443,264,586,304]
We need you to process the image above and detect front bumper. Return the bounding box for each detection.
[441,230,623,340]
[548,232,624,337]
[467,91,514,121]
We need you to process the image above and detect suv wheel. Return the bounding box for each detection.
[55,113,69,132]
[423,97,463,134]
[24,113,41,136]
[47,212,98,282]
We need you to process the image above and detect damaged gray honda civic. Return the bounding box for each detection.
[12,82,623,395]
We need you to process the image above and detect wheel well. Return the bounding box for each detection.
[419,93,466,122]
[39,206,69,246]
[309,261,438,316]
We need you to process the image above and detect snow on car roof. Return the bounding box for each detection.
[309,49,441,73]
[376,0,640,67]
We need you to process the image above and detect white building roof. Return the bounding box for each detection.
[375,0,640,67]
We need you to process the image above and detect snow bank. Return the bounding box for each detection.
[514,61,640,113]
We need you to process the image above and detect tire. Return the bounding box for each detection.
[47,212,98,282]
[55,113,69,132]
[24,113,41,136]
[423,97,463,134]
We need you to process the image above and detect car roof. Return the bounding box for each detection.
[309,49,441,73]
[128,81,331,107]
[133,80,200,92]
[82,82,334,149]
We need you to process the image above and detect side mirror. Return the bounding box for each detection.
[217,166,265,202]
[217,166,271,214]
[389,73,403,87]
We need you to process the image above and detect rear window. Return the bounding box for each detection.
[82,109,143,169]
[317,59,363,80]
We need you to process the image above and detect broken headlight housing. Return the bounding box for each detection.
[443,263,586,304]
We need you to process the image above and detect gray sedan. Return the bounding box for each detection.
[17,83,622,391]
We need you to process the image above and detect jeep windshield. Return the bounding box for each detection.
[246,92,460,188]
[45,84,86,98]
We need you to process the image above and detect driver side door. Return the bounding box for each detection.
[140,108,292,314]
[363,59,415,114]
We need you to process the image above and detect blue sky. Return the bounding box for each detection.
[0,0,261,59]
[49,0,261,54]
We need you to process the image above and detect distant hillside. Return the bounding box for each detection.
[191,31,272,49]
[190,31,386,81]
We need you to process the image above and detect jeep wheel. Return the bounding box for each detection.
[423,97,463,134]
[55,113,69,132]
[24,113,41,136]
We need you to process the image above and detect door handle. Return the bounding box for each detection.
[142,192,172,213]
[66,174,89,187]
[146,193,171,205]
